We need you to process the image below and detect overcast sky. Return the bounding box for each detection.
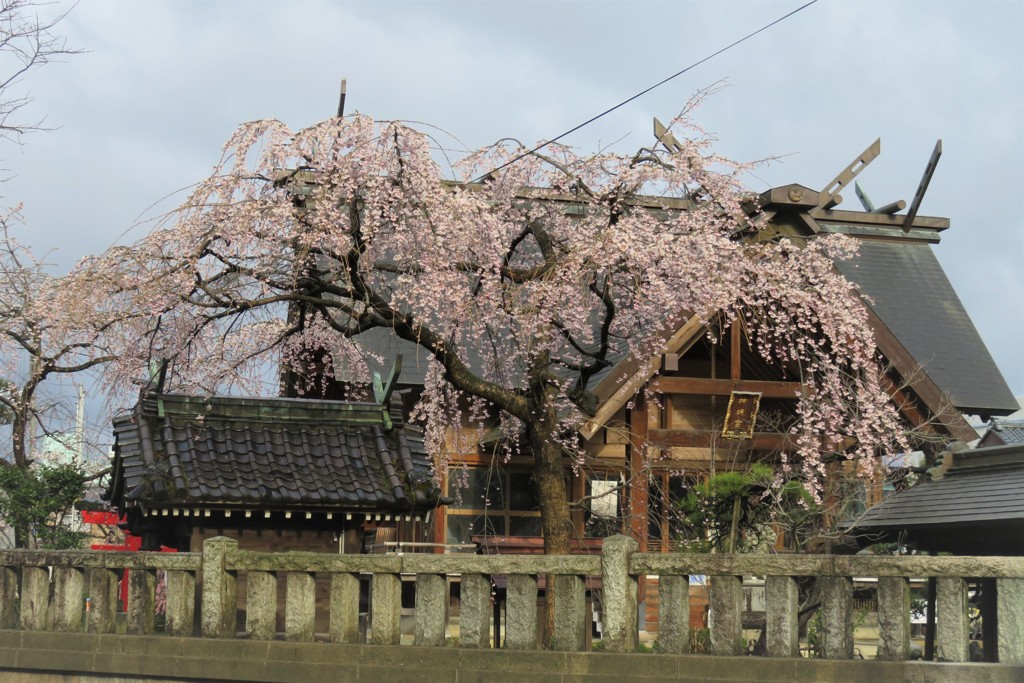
[4,0,1022,404]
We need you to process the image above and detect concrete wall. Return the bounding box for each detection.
[1,631,1021,683]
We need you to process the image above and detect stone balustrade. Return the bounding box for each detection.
[1,535,1023,666]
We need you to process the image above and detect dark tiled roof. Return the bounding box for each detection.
[850,443,1024,553]
[105,392,442,513]
[980,418,1024,446]
[833,238,1016,416]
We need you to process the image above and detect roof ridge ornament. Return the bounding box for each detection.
[653,117,683,155]
[820,138,881,209]
[903,139,943,232]
[855,181,908,216]
[372,358,403,411]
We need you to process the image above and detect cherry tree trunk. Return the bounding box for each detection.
[9,406,31,548]
[524,369,573,646]
[529,427,572,556]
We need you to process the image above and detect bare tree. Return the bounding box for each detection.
[0,0,79,147]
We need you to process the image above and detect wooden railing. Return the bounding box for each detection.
[1,535,1023,665]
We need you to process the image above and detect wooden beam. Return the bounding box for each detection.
[864,309,977,443]
[809,207,949,231]
[649,429,857,454]
[650,377,809,399]
[628,394,649,551]
[877,374,939,437]
[649,429,797,452]
[581,313,706,441]
[570,471,586,537]
[730,324,742,381]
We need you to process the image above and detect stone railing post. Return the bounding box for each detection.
[876,577,910,660]
[0,565,17,629]
[658,573,690,654]
[329,573,361,644]
[246,570,277,641]
[552,574,586,651]
[709,574,743,655]
[165,569,196,637]
[201,536,238,638]
[19,565,49,630]
[765,575,799,658]
[52,566,85,633]
[600,534,638,653]
[935,577,968,662]
[415,573,447,647]
[458,573,492,648]
[127,567,157,635]
[819,575,853,659]
[505,574,538,650]
[997,577,1024,664]
[285,571,316,642]
[370,572,401,645]
[87,567,119,634]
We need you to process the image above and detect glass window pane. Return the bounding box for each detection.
[448,467,505,510]
[446,513,505,544]
[507,515,542,536]
[507,472,539,511]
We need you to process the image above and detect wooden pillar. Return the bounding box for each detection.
[924,577,936,660]
[570,472,586,536]
[628,394,649,551]
[730,322,742,381]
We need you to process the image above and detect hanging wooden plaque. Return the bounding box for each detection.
[722,391,762,440]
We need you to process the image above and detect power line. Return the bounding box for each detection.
[472,0,821,183]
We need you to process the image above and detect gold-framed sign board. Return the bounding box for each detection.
[722,391,762,439]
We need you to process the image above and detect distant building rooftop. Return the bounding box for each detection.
[849,443,1024,555]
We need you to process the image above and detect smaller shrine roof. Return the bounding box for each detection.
[849,443,1024,555]
[104,391,442,515]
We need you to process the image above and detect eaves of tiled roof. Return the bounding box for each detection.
[105,392,442,514]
